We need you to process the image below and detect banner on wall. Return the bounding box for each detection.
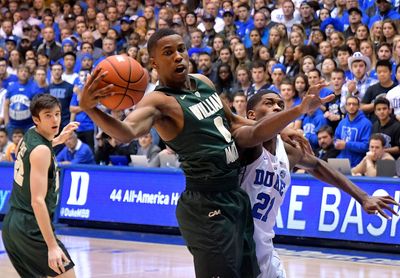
[1,163,399,245]
[58,166,185,227]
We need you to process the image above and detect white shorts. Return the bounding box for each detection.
[257,243,286,278]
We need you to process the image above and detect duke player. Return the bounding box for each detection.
[239,90,400,278]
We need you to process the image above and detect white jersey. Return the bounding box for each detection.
[386,85,400,116]
[240,136,290,278]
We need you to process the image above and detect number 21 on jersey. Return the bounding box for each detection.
[252,192,275,222]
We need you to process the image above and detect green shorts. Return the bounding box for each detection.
[176,187,260,278]
[2,208,75,277]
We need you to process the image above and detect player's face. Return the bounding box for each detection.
[33,107,61,139]
[152,34,189,87]
[250,93,284,120]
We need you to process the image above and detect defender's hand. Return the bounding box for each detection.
[299,81,335,114]
[362,195,400,219]
[80,67,114,111]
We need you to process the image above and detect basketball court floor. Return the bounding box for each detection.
[0,227,399,278]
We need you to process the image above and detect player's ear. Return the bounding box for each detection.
[32,116,40,125]
[247,110,256,120]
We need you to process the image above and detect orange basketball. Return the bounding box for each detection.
[95,55,148,110]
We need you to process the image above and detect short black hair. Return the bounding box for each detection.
[0,127,7,136]
[332,68,345,77]
[375,59,392,72]
[147,28,178,57]
[337,45,353,55]
[251,60,266,71]
[247,90,279,112]
[374,97,390,109]
[317,125,334,137]
[30,94,61,119]
[63,51,76,60]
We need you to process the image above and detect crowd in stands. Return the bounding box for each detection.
[0,0,400,176]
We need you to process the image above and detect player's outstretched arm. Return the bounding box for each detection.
[30,146,70,275]
[80,68,162,143]
[233,85,335,148]
[285,142,400,219]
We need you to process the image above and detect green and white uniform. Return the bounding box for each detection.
[2,128,74,277]
[156,75,260,278]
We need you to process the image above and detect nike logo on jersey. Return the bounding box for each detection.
[180,95,186,100]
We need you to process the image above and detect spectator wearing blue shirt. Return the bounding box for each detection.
[57,132,96,164]
[368,0,400,28]
[302,109,329,150]
[70,70,95,151]
[4,65,41,135]
[334,96,372,167]
[235,3,253,41]
[46,63,74,132]
[243,11,272,49]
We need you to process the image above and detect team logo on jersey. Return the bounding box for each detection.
[279,170,286,180]
[194,91,201,97]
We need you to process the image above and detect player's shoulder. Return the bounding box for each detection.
[29,144,52,162]
[190,74,215,89]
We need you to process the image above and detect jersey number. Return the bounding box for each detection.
[252,192,275,222]
[213,116,231,143]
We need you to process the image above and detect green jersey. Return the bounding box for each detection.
[9,128,59,217]
[156,75,240,190]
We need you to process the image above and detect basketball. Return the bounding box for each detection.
[95,55,148,110]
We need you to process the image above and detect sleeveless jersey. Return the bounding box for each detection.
[9,128,59,217]
[240,136,291,248]
[156,75,240,189]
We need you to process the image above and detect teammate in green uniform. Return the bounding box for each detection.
[79,29,333,277]
[2,94,78,277]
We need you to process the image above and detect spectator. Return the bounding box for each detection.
[0,128,11,161]
[352,133,395,176]
[0,57,18,89]
[214,63,235,95]
[341,52,378,113]
[385,64,400,122]
[301,108,328,151]
[334,96,372,167]
[46,63,74,132]
[61,52,79,85]
[268,63,286,93]
[232,92,247,118]
[95,132,137,165]
[314,125,341,161]
[244,11,274,48]
[247,60,270,99]
[149,146,180,168]
[372,97,400,159]
[368,0,400,29]
[37,27,63,62]
[324,69,345,131]
[136,132,161,165]
[361,60,396,122]
[57,132,96,164]
[4,128,24,162]
[4,65,39,135]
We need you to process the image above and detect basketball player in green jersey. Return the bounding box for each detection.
[79,29,334,277]
[2,94,78,277]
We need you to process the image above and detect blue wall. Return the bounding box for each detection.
[1,163,399,245]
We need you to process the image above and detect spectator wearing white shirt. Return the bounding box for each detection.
[386,64,400,122]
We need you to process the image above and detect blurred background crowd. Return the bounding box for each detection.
[0,0,400,177]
